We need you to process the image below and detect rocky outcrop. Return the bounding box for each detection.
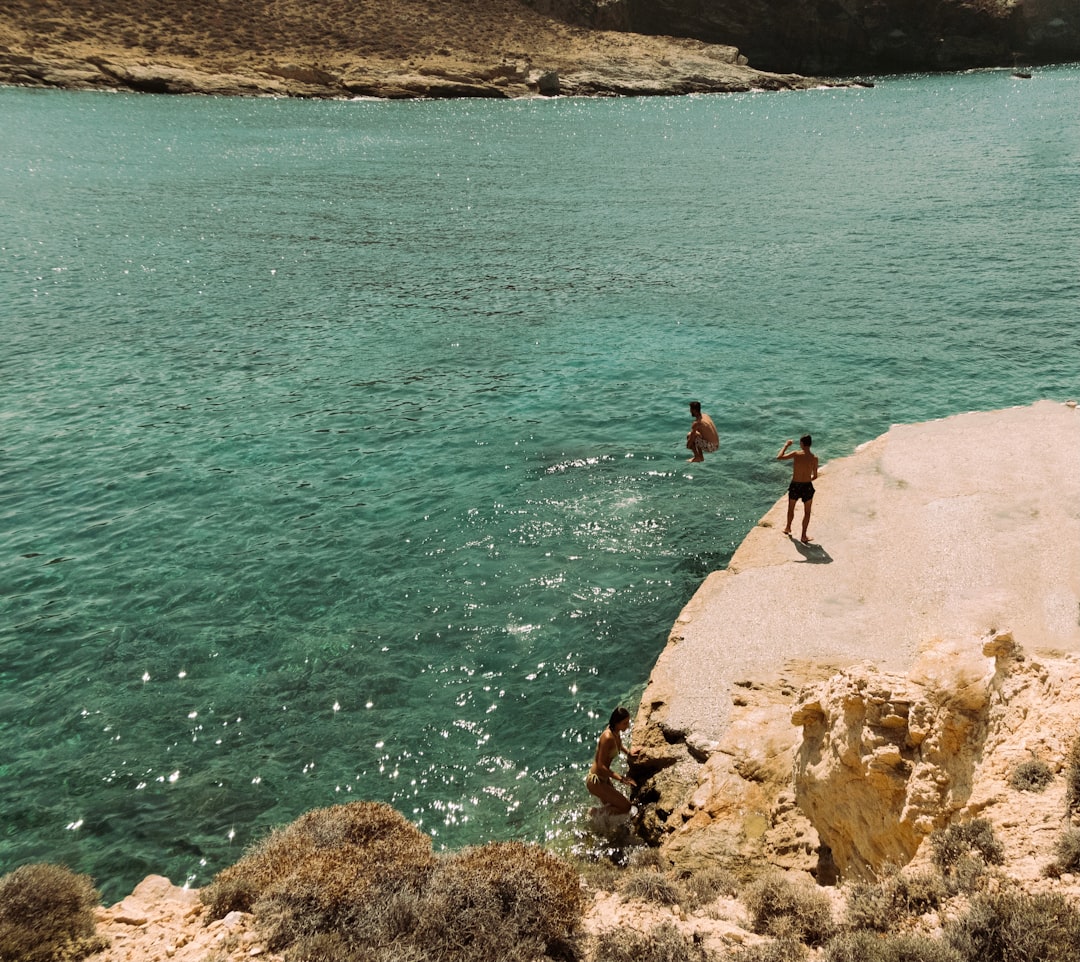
[633,630,1080,886]
[630,400,1080,879]
[91,875,279,962]
[631,663,829,877]
[793,632,1080,881]
[531,0,1080,74]
[0,0,842,101]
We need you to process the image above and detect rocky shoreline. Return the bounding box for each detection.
[0,0,856,99]
[629,400,1080,878]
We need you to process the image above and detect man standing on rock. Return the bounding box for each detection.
[686,401,720,462]
[778,434,818,543]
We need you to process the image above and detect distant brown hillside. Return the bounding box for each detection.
[0,0,830,98]
[0,0,601,71]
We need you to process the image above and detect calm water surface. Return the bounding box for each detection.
[2,67,1079,898]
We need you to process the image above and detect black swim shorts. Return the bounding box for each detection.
[787,480,815,502]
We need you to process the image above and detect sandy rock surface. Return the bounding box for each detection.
[91,875,278,962]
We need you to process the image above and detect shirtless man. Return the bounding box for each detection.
[585,707,636,815]
[777,434,819,543]
[686,401,720,462]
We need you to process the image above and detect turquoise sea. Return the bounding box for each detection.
[2,67,1079,900]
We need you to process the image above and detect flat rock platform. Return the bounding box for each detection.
[641,400,1080,749]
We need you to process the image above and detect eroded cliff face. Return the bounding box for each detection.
[634,632,1080,884]
[630,658,829,877]
[792,632,1080,881]
[531,0,1080,73]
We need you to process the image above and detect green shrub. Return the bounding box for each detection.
[929,818,1004,874]
[1010,758,1054,793]
[0,863,107,962]
[1066,736,1080,815]
[618,870,682,907]
[823,930,963,962]
[412,841,584,962]
[741,871,834,946]
[944,889,1080,962]
[592,921,719,962]
[1055,829,1080,873]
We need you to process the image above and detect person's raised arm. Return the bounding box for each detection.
[777,439,794,460]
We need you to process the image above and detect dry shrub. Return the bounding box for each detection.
[592,921,719,962]
[626,847,667,871]
[728,941,808,962]
[202,801,435,949]
[576,857,623,894]
[1054,828,1080,873]
[944,889,1080,962]
[741,871,834,946]
[1010,758,1054,793]
[0,863,107,962]
[618,869,682,907]
[285,931,428,962]
[204,804,583,961]
[844,869,946,931]
[255,846,430,951]
[823,930,962,962]
[929,818,1004,875]
[413,841,584,962]
[1067,735,1080,814]
[678,866,739,910]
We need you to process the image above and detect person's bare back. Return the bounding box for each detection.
[686,401,720,462]
[788,447,818,482]
[777,435,818,542]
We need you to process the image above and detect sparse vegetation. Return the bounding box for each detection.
[677,866,740,910]
[618,869,682,906]
[741,871,834,946]
[592,921,719,962]
[728,940,809,962]
[823,930,963,962]
[202,800,436,928]
[929,818,1005,876]
[944,889,1080,962]
[1053,828,1080,874]
[1010,758,1054,793]
[0,863,107,962]
[412,841,584,962]
[576,857,623,894]
[844,868,947,930]
[203,803,583,961]
[627,847,668,872]
[1066,735,1080,814]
